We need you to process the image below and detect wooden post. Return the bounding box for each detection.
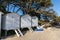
[28,27,33,32]
[14,30,20,37]
[18,29,23,36]
[5,30,7,38]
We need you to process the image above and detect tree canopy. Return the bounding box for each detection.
[0,0,53,12]
[0,0,57,22]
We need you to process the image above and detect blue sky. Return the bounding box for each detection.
[52,0,60,16]
[6,4,23,15]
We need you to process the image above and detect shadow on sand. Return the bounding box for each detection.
[1,28,29,39]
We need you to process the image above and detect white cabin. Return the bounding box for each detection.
[31,16,38,27]
[2,13,20,30]
[0,11,3,37]
[21,14,31,28]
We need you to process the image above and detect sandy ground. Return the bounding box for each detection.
[5,27,60,40]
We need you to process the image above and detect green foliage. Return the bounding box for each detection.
[54,16,60,22]
[38,20,48,24]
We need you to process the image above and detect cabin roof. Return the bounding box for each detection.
[3,12,20,17]
[0,11,4,14]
